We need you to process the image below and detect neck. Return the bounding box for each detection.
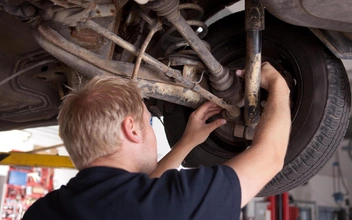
[88,152,140,173]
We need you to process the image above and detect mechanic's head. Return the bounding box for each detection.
[58,75,157,172]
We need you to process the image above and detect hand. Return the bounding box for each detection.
[180,102,227,147]
[236,62,288,92]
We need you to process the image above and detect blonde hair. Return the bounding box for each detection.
[58,75,144,170]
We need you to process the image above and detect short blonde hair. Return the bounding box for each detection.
[58,75,144,170]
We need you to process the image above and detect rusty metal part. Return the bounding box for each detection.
[36,21,240,116]
[83,21,199,89]
[50,0,79,8]
[35,31,206,109]
[83,22,239,114]
[178,3,204,20]
[52,3,117,26]
[84,20,180,79]
[34,29,205,109]
[138,79,204,108]
[233,124,256,140]
[35,25,171,82]
[161,20,208,44]
[62,3,96,26]
[37,23,126,76]
[83,19,240,116]
[193,84,240,116]
[146,0,241,94]
[210,68,243,105]
[119,12,146,63]
[233,124,245,138]
[32,1,119,60]
[132,20,163,80]
[244,0,264,127]
[104,9,122,60]
[245,0,265,31]
[182,65,198,81]
[89,4,117,18]
[159,2,208,63]
[70,26,105,49]
[34,31,107,78]
[244,126,256,140]
[166,55,206,70]
[134,7,156,25]
[164,40,211,57]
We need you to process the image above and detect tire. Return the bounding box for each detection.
[163,11,351,196]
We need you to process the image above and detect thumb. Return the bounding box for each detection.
[206,119,227,133]
[236,69,245,78]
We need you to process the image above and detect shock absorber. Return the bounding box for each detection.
[244,0,264,127]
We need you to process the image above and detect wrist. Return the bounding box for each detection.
[175,136,197,150]
[268,78,290,95]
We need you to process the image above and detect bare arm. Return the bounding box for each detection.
[224,62,291,207]
[149,102,226,178]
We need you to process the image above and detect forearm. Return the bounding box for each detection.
[224,78,291,206]
[251,81,291,161]
[149,102,225,178]
[149,139,193,178]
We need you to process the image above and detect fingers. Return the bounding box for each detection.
[236,69,245,78]
[203,108,222,121]
[236,62,273,78]
[236,62,283,91]
[206,118,227,133]
[197,102,217,112]
[261,61,270,67]
[193,101,221,117]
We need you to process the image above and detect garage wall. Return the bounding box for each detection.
[290,174,352,208]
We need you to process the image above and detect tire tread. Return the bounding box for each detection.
[260,51,351,196]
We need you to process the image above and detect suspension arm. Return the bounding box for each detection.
[81,20,240,116]
[35,21,240,116]
[34,28,204,108]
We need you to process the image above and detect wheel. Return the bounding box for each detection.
[163,11,351,196]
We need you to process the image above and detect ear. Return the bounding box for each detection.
[121,116,142,144]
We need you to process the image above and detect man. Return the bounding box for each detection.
[23,62,291,220]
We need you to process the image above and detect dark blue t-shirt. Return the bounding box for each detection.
[23,165,241,220]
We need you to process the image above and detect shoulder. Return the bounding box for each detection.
[146,165,242,219]
[23,190,60,219]
[153,165,241,202]
[159,165,240,184]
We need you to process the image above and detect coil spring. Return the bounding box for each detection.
[160,3,210,63]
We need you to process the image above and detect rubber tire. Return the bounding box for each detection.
[163,11,351,196]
